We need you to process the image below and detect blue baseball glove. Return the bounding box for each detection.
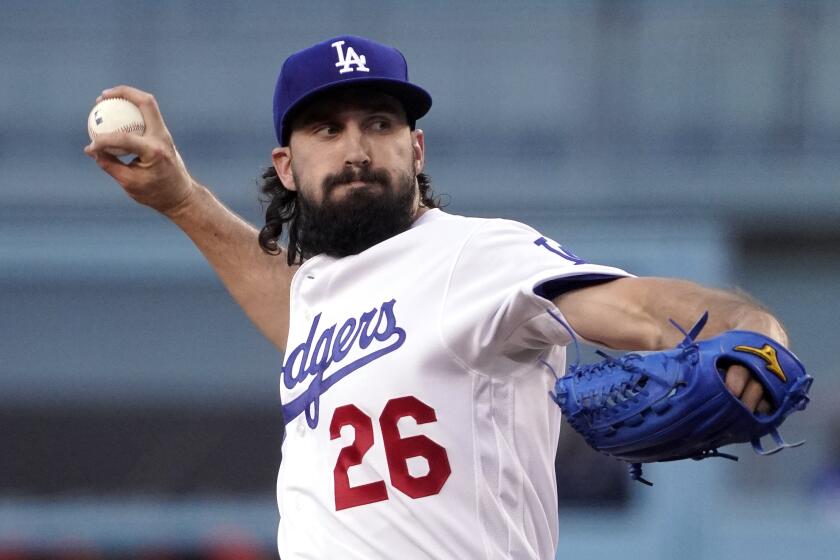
[550,312,813,485]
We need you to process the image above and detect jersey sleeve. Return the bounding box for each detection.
[439,218,631,375]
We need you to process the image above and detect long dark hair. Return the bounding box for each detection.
[258,167,442,265]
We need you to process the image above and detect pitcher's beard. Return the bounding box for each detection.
[295,166,417,260]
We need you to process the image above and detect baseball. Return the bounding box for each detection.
[87,98,145,156]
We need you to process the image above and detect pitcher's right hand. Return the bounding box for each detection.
[84,85,196,215]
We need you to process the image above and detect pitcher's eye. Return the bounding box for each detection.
[314,124,340,136]
[369,118,392,132]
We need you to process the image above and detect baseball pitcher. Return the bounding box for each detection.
[85,35,810,559]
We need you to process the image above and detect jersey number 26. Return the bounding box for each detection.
[330,395,451,511]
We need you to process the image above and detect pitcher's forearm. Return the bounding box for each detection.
[630,279,789,348]
[165,181,295,350]
[554,277,788,351]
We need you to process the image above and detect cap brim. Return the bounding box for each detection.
[281,77,432,145]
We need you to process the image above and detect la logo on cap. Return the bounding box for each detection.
[331,40,370,74]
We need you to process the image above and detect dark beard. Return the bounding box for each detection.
[295,166,417,259]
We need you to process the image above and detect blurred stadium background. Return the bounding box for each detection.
[2,1,839,558]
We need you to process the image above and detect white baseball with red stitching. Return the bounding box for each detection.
[87,98,145,156]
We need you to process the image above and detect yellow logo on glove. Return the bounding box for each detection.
[734,344,787,383]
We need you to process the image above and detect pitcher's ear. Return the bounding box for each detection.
[272,146,297,191]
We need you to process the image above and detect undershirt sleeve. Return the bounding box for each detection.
[439,218,632,375]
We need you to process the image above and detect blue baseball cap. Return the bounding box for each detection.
[273,35,432,146]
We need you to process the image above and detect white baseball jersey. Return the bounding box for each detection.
[276,209,629,559]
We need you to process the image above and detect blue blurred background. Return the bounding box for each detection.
[1,1,839,558]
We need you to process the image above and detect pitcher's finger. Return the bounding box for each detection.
[101,85,168,135]
[85,146,137,185]
[88,131,152,161]
[740,379,765,413]
[756,398,772,415]
[724,364,749,397]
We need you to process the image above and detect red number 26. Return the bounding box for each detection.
[329,396,451,511]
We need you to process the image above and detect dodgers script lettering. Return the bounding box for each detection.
[282,299,406,428]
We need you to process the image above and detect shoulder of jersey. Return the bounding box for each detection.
[426,210,534,233]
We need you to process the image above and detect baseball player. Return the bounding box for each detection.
[86,36,785,559]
